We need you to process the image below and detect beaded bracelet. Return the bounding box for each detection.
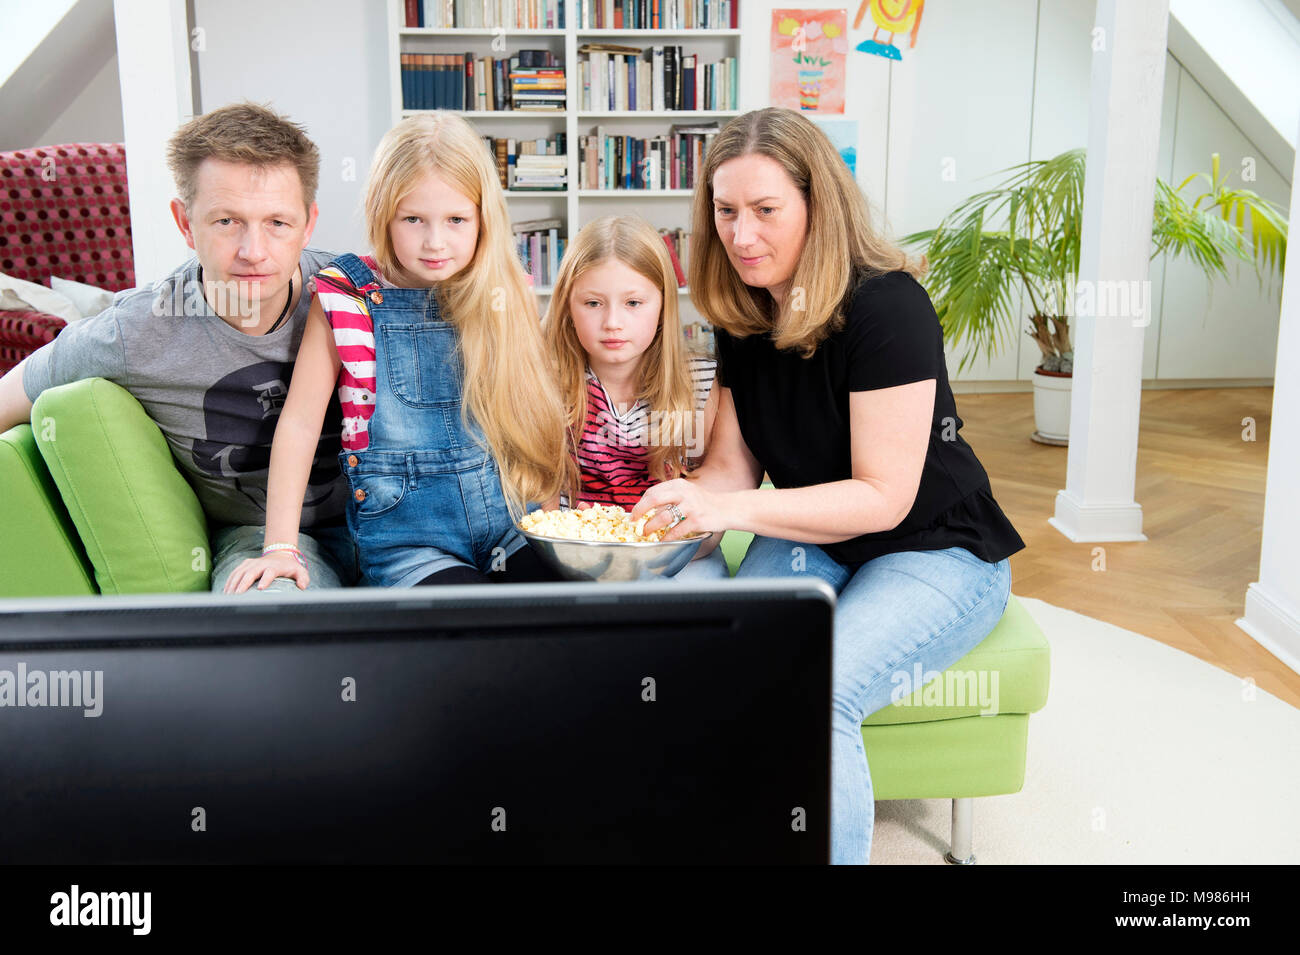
[262,543,307,568]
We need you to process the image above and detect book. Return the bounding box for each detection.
[512,217,564,232]
[661,232,686,286]
[577,43,643,56]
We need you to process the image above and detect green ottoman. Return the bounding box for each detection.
[719,529,1050,863]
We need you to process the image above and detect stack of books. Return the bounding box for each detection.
[579,45,736,112]
[482,135,567,190]
[513,154,567,190]
[510,58,566,111]
[405,0,564,29]
[513,218,566,288]
[579,123,719,190]
[575,0,737,29]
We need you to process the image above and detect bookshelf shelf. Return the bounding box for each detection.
[578,110,740,118]
[399,28,567,35]
[576,29,741,37]
[397,27,566,34]
[401,109,565,118]
[388,0,740,312]
[535,285,692,297]
[578,188,692,197]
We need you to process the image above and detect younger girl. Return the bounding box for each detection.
[543,215,728,578]
[225,112,568,591]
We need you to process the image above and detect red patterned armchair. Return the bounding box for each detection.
[0,143,134,374]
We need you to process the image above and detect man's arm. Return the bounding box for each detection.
[1,305,129,436]
[0,360,35,433]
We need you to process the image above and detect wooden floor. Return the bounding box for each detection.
[958,387,1300,710]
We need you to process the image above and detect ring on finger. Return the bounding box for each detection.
[669,503,686,525]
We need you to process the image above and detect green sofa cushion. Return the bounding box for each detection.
[0,424,96,596]
[719,528,754,577]
[31,378,211,594]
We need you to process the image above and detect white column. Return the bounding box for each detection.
[1049,0,1170,543]
[113,0,194,285]
[1237,117,1300,676]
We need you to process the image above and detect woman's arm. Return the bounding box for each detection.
[224,300,342,592]
[636,378,935,544]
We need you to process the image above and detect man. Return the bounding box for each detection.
[0,102,356,592]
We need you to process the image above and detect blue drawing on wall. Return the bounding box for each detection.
[815,119,858,178]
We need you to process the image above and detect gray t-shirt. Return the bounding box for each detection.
[23,247,347,529]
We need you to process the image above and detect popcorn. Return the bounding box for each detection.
[519,504,668,543]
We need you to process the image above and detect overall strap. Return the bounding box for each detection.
[328,252,382,291]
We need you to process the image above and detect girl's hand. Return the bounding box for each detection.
[223,551,310,593]
[631,479,729,542]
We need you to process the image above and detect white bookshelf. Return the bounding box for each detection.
[386,0,739,342]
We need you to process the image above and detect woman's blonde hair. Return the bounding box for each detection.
[363,112,567,511]
[689,106,924,357]
[543,215,698,502]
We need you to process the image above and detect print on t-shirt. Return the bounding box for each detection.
[190,360,343,514]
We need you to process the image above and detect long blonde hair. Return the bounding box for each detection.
[364,112,567,511]
[689,106,924,357]
[543,215,697,502]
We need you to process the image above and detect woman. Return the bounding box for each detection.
[633,107,1026,864]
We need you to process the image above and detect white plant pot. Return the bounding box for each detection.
[1031,369,1072,445]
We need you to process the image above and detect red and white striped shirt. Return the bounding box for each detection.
[314,257,392,451]
[570,356,716,508]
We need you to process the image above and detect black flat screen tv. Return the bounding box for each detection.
[0,580,833,864]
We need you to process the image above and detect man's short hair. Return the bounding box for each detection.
[166,102,321,213]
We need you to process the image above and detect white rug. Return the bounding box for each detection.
[870,597,1300,864]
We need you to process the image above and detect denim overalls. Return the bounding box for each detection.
[330,253,528,587]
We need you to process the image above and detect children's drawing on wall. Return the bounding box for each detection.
[854,0,925,61]
[815,120,858,177]
[771,10,848,114]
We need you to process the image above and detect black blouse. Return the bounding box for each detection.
[713,269,1025,566]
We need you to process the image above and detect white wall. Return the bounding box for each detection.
[735,0,1290,384]
[31,52,124,148]
[1238,114,1300,673]
[120,0,1290,383]
[0,0,121,151]
[192,0,392,256]
[1156,65,1291,379]
[0,0,80,87]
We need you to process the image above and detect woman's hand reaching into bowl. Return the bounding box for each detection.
[631,479,729,543]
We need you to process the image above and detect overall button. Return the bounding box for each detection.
[347,454,359,467]
[370,291,384,305]
[354,489,367,502]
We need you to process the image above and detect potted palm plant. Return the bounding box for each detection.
[905,149,1288,444]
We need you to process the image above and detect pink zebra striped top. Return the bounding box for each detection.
[313,256,392,451]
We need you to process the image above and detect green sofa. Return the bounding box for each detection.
[2,377,1050,863]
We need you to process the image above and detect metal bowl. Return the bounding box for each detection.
[519,528,712,582]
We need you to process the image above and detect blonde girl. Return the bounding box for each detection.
[226,112,568,590]
[543,214,727,577]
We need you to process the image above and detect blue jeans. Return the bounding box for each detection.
[669,545,731,581]
[734,537,1011,864]
[210,523,361,593]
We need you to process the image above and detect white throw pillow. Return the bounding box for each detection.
[51,276,116,320]
[0,272,80,323]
